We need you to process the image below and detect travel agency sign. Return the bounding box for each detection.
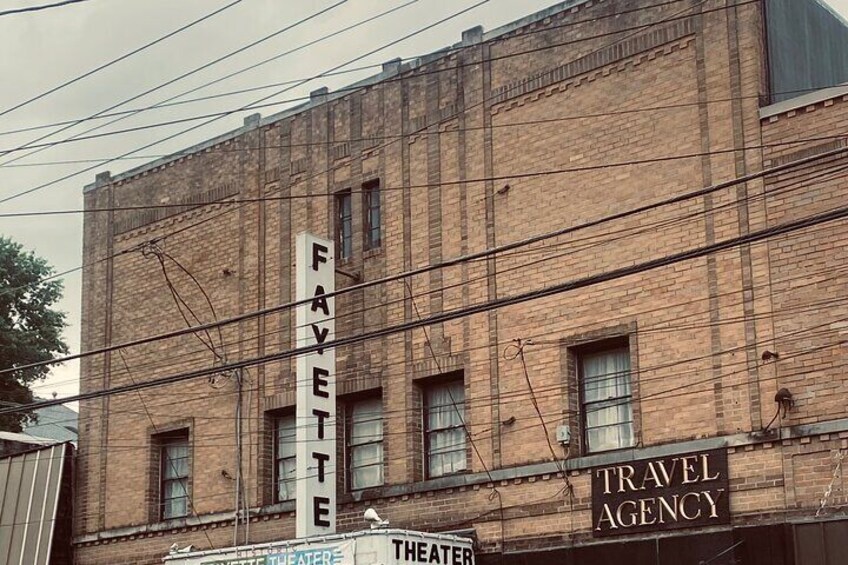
[591,449,730,537]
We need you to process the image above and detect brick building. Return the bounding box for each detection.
[76,0,848,563]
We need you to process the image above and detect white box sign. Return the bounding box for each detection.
[295,233,336,537]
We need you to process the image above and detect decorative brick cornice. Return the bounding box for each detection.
[491,18,695,111]
[112,181,239,237]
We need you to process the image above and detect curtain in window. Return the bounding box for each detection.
[162,441,189,519]
[583,348,634,452]
[350,398,383,490]
[426,381,466,477]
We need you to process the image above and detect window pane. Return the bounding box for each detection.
[351,399,383,446]
[426,382,465,431]
[365,183,381,249]
[163,492,187,520]
[337,191,352,258]
[276,415,297,501]
[159,433,190,520]
[349,399,384,490]
[587,422,634,453]
[277,457,296,501]
[277,415,296,458]
[580,345,635,453]
[352,442,382,467]
[582,349,630,402]
[352,462,383,490]
[586,400,633,429]
[425,381,466,478]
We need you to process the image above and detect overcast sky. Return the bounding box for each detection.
[1,0,847,404]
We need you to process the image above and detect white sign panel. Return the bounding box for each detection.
[198,540,355,565]
[295,232,336,537]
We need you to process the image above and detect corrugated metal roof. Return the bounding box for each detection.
[0,443,69,565]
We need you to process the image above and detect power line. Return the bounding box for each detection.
[17,0,753,291]
[0,0,349,167]
[0,0,419,161]
[0,0,743,303]
[5,144,845,376]
[0,0,90,17]
[0,0,244,118]
[0,0,489,205]
[4,200,847,416]
[0,0,692,141]
[0,0,758,166]
[55,158,845,393]
[2,135,846,218]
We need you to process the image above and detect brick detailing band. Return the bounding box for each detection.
[490,18,695,106]
[113,181,239,235]
[765,138,848,167]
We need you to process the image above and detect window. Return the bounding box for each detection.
[336,189,352,260]
[274,414,296,502]
[363,180,381,250]
[347,398,384,490]
[579,343,634,453]
[159,432,190,520]
[424,380,466,478]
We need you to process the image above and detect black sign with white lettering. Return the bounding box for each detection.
[591,449,729,537]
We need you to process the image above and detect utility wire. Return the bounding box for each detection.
[0,0,755,164]
[0,0,755,298]
[0,0,90,17]
[0,0,689,139]
[2,135,845,218]
[0,0,489,205]
[115,349,217,550]
[3,79,837,144]
[0,0,418,164]
[11,327,848,530]
[4,140,845,376]
[31,318,848,434]
[4,200,847,416]
[38,259,848,401]
[0,0,244,118]
[0,0,348,165]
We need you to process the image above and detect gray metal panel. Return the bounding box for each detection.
[767,0,848,102]
[0,444,67,565]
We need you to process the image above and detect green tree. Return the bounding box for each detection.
[0,236,68,432]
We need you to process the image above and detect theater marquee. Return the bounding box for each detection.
[591,449,729,537]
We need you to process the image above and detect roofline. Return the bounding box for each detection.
[760,82,848,120]
[84,0,588,193]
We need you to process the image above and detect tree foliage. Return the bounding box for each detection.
[0,236,68,432]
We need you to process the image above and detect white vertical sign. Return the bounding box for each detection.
[295,232,336,538]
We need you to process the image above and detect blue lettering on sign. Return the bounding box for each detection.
[266,546,343,565]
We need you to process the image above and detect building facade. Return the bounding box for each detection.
[76,1,848,563]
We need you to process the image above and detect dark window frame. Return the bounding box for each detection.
[362,180,381,251]
[422,376,467,480]
[158,430,190,521]
[575,337,635,454]
[345,396,384,491]
[273,412,296,503]
[335,189,353,260]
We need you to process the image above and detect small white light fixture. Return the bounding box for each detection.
[364,508,389,529]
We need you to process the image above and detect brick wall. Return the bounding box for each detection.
[75,1,848,563]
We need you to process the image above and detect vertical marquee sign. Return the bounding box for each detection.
[295,232,336,538]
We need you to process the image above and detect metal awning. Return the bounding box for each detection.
[0,442,72,565]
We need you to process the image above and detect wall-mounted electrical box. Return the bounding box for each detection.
[556,424,571,445]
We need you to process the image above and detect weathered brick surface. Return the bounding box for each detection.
[75,1,848,563]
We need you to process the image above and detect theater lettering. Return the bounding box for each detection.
[591,449,729,537]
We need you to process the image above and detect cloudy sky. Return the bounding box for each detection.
[1,0,847,404]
